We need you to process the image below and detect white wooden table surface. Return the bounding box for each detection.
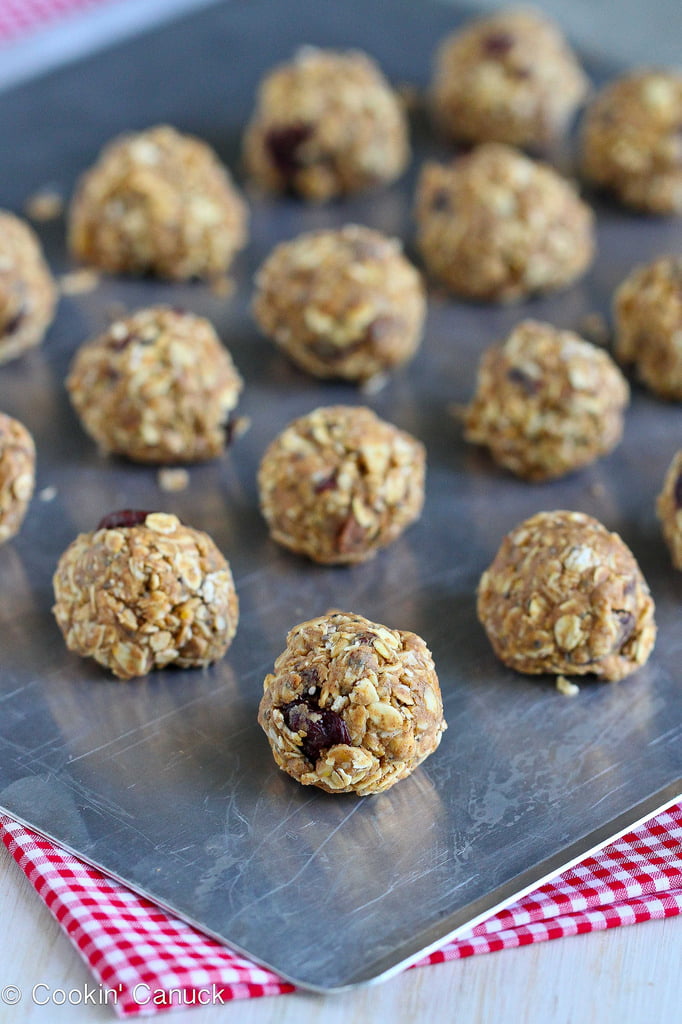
[1,2,680,1021]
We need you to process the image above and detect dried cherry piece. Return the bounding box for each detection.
[507,366,540,395]
[265,123,313,178]
[674,472,682,509]
[482,31,514,57]
[281,695,350,765]
[97,509,154,530]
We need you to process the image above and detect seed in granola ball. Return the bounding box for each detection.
[52,512,239,680]
[67,306,243,464]
[252,224,425,383]
[613,255,682,400]
[431,8,588,149]
[0,413,35,544]
[581,70,682,214]
[463,320,629,480]
[258,611,446,794]
[656,450,682,569]
[243,47,409,201]
[477,510,656,683]
[68,125,248,280]
[414,144,594,302]
[0,211,56,364]
[258,406,425,565]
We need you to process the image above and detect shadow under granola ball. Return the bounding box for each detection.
[614,256,682,400]
[477,510,656,682]
[258,405,425,565]
[0,210,56,364]
[581,70,682,214]
[243,47,409,201]
[415,143,594,302]
[67,306,243,464]
[431,8,588,150]
[258,611,446,794]
[69,125,248,279]
[463,320,629,480]
[253,224,425,383]
[0,412,35,544]
[52,511,239,680]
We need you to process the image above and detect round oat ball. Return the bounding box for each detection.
[477,510,656,683]
[258,611,446,794]
[0,211,56,364]
[463,320,629,480]
[68,125,248,279]
[656,450,682,569]
[252,225,425,383]
[242,47,409,201]
[52,510,239,680]
[67,306,243,464]
[431,8,588,150]
[614,256,682,400]
[414,144,595,302]
[258,405,425,565]
[0,413,35,544]
[581,70,682,214]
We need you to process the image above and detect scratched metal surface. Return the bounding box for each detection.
[0,0,680,992]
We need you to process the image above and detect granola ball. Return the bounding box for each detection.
[581,71,682,214]
[67,306,243,464]
[415,144,594,302]
[431,8,588,150]
[0,211,56,364]
[243,47,409,201]
[656,450,682,569]
[252,225,425,383]
[258,611,446,795]
[614,256,682,400]
[258,406,425,565]
[52,511,239,680]
[477,510,656,683]
[69,125,248,279]
[463,320,629,480]
[0,413,35,544]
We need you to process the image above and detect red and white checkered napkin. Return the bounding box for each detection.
[2,806,682,1016]
[0,0,120,44]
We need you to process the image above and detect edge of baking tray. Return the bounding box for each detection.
[2,780,680,993]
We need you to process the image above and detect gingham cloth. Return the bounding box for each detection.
[2,805,681,1016]
[0,0,121,43]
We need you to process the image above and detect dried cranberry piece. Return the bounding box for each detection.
[3,305,25,336]
[97,509,154,530]
[431,188,452,213]
[265,123,313,178]
[366,315,399,345]
[314,470,338,494]
[507,366,540,395]
[613,610,635,649]
[336,513,367,553]
[281,696,350,765]
[674,473,682,509]
[482,31,514,56]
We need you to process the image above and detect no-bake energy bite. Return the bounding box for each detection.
[52,510,239,680]
[463,320,629,480]
[0,412,35,544]
[0,210,56,364]
[258,406,425,565]
[431,8,588,150]
[243,47,409,201]
[258,611,446,794]
[581,70,682,214]
[477,511,656,683]
[67,306,243,464]
[68,125,248,280]
[657,450,682,569]
[614,256,682,400]
[414,144,594,302]
[252,224,425,383]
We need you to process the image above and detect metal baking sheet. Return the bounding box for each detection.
[0,0,680,993]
